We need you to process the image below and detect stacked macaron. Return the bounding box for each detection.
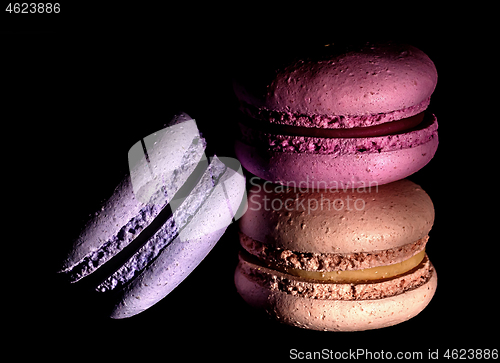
[234,42,438,187]
[233,42,439,331]
[235,179,436,331]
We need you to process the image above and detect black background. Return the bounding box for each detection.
[3,5,495,360]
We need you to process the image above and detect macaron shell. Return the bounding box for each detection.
[110,227,226,319]
[234,263,437,331]
[60,114,206,274]
[240,179,434,254]
[128,117,207,204]
[234,43,437,127]
[236,135,438,188]
[60,176,144,272]
[109,161,246,318]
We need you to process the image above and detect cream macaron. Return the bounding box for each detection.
[234,178,437,331]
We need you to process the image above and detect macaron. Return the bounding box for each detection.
[59,113,247,318]
[104,155,246,318]
[233,42,438,187]
[234,178,437,331]
[60,113,208,283]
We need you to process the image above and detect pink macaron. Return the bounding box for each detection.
[233,42,438,187]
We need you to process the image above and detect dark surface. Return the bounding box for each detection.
[4,8,493,361]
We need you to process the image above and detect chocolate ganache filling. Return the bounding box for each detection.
[240,111,428,139]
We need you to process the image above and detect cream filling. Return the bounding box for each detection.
[274,249,426,283]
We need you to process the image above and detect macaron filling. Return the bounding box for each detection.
[239,231,428,272]
[274,249,425,283]
[236,93,432,130]
[239,225,430,285]
[238,112,437,156]
[240,111,425,139]
[238,251,434,301]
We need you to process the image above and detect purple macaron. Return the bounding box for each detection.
[59,113,246,318]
